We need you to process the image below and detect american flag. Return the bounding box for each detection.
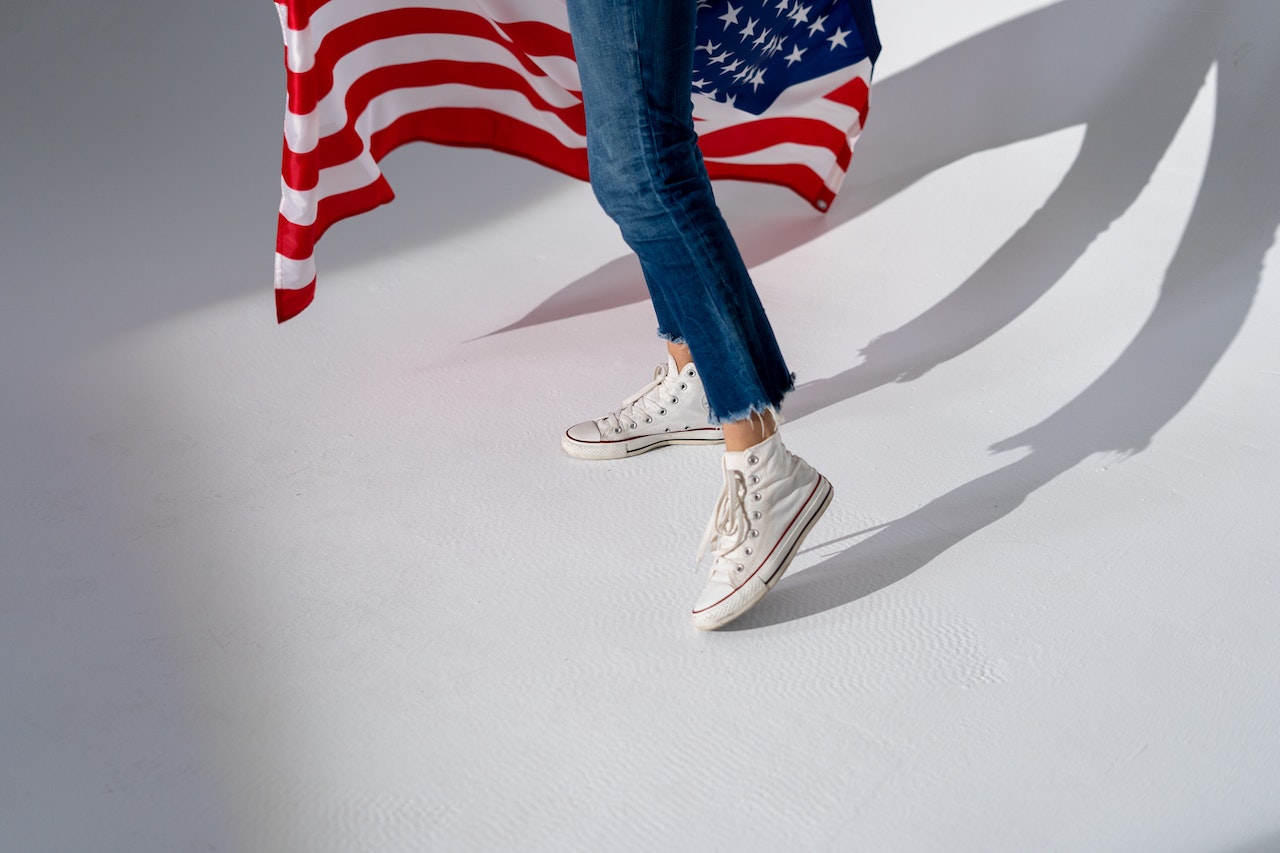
[274,0,879,322]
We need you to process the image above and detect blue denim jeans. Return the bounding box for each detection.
[565,0,794,425]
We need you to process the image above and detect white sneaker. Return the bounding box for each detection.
[691,433,833,630]
[561,355,725,460]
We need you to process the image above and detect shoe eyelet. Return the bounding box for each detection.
[658,408,667,416]
[752,511,762,520]
[613,427,622,434]
[679,383,688,391]
[670,396,679,404]
[752,493,762,502]
[735,564,744,573]
[629,422,638,429]
[750,475,759,485]
[748,455,759,465]
[750,529,760,538]
[645,417,653,424]
[744,547,753,556]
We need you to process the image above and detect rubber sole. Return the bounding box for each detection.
[561,430,725,460]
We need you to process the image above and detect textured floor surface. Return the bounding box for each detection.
[3,1,1279,850]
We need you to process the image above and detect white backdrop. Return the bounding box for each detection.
[2,1,1278,850]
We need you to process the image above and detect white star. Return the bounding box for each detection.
[789,4,811,26]
[827,27,851,49]
[718,2,740,29]
[722,58,743,75]
[693,76,710,89]
[774,0,790,15]
[752,27,772,48]
[750,68,766,91]
[710,49,733,64]
[739,17,757,41]
[725,93,736,108]
[733,64,754,83]
[697,38,721,54]
[807,14,827,36]
[765,35,786,57]
[785,45,806,65]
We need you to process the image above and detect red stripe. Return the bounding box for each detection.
[282,135,318,195]
[704,161,834,211]
[824,76,870,111]
[368,106,588,178]
[278,0,331,32]
[276,211,313,260]
[276,278,317,323]
[697,115,848,160]
[824,77,870,127]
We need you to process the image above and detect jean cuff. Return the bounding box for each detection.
[706,372,796,426]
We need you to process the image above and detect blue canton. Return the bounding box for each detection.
[692,0,877,114]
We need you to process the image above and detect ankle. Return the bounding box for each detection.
[722,410,777,452]
[666,341,694,372]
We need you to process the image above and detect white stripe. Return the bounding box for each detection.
[283,0,569,73]
[275,252,317,293]
[706,141,845,194]
[694,97,864,140]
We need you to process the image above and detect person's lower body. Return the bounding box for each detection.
[563,0,832,630]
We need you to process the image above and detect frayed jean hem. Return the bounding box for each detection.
[705,372,796,426]
[656,329,687,346]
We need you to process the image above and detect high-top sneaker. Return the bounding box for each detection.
[691,433,833,630]
[561,355,724,459]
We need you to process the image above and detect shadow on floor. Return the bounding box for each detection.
[729,0,1280,628]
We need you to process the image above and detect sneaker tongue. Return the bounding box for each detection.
[663,353,680,377]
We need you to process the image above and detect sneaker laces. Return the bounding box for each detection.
[599,363,681,433]
[697,468,750,566]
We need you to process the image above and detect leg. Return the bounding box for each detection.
[565,0,830,629]
[565,0,794,425]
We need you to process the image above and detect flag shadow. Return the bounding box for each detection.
[483,0,1218,387]
[727,0,1280,628]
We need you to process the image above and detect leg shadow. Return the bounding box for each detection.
[731,0,1280,627]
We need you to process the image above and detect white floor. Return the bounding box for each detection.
[3,1,1279,850]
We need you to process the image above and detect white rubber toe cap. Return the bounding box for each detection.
[565,420,604,443]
